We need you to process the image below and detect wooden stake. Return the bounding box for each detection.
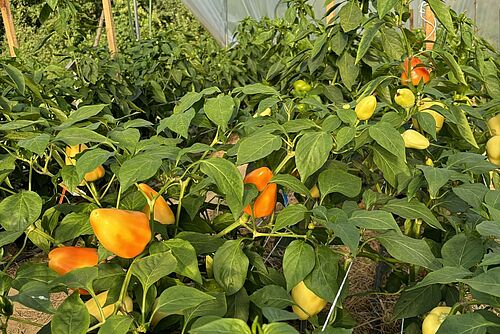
[93,10,105,48]
[326,0,335,25]
[102,0,118,57]
[409,9,414,30]
[0,0,18,57]
[424,5,436,50]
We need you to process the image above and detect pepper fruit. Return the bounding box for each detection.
[413,98,446,132]
[425,157,434,166]
[394,88,415,109]
[65,144,105,182]
[402,129,430,149]
[486,136,500,166]
[244,167,273,192]
[244,183,277,218]
[137,183,175,225]
[48,246,98,276]
[355,96,377,121]
[85,291,133,322]
[401,57,430,86]
[293,79,312,93]
[291,281,327,320]
[488,114,500,136]
[310,184,320,199]
[422,306,451,334]
[89,208,151,258]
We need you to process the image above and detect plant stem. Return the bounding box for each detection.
[100,174,116,200]
[174,178,190,235]
[88,290,106,326]
[3,234,28,272]
[0,186,15,195]
[253,232,307,239]
[274,151,295,175]
[216,214,249,237]
[116,186,122,208]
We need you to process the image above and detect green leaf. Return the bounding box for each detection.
[225,287,250,321]
[369,122,405,160]
[157,108,196,138]
[109,128,140,152]
[0,191,42,231]
[237,133,282,165]
[270,174,310,197]
[189,318,251,334]
[426,0,455,34]
[51,293,89,334]
[372,145,410,187]
[46,0,59,10]
[204,94,235,131]
[200,158,244,219]
[98,315,133,334]
[436,313,494,334]
[61,165,80,193]
[339,1,363,32]
[184,291,227,320]
[150,81,166,103]
[393,284,441,319]
[174,92,203,113]
[76,148,113,181]
[155,285,215,317]
[163,239,202,284]
[452,183,488,209]
[485,190,500,209]
[118,153,162,192]
[249,285,293,309]
[441,234,484,269]
[55,128,110,146]
[377,0,399,18]
[5,64,25,94]
[56,104,107,130]
[458,267,500,298]
[131,252,177,292]
[54,212,93,243]
[476,221,500,238]
[0,120,46,131]
[304,246,340,300]
[262,308,299,322]
[18,133,50,155]
[176,232,225,255]
[318,168,362,201]
[349,210,400,233]
[335,126,356,150]
[283,240,315,291]
[355,22,383,64]
[51,267,98,292]
[274,204,308,232]
[380,27,404,61]
[233,83,279,96]
[451,105,478,148]
[9,281,53,314]
[338,51,359,90]
[441,51,467,86]
[408,266,472,291]
[0,230,23,247]
[419,166,452,199]
[213,240,249,295]
[382,198,443,230]
[263,323,299,334]
[295,132,333,182]
[377,231,439,270]
[330,220,360,256]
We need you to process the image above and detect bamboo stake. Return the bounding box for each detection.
[424,5,436,50]
[326,0,335,25]
[102,0,118,57]
[93,10,105,48]
[0,0,18,57]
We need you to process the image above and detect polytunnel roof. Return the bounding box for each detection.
[181,0,499,49]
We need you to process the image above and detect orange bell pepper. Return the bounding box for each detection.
[243,167,277,218]
[48,246,98,275]
[89,208,151,258]
[65,144,105,182]
[137,183,175,225]
[243,167,273,192]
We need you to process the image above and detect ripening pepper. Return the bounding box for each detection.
[291,281,327,320]
[48,246,98,276]
[401,57,430,86]
[355,96,377,121]
[137,183,175,225]
[85,291,133,322]
[89,208,151,258]
[244,167,273,191]
[244,183,277,218]
[422,306,452,334]
[402,129,430,149]
[394,88,415,109]
[65,144,105,182]
[413,98,446,132]
[310,184,320,199]
[488,114,500,136]
[486,136,500,166]
[293,79,312,93]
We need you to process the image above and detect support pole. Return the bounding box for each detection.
[0,0,18,57]
[326,0,335,25]
[102,0,118,57]
[93,10,105,48]
[423,5,436,50]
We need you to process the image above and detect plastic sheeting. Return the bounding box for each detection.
[182,0,499,48]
